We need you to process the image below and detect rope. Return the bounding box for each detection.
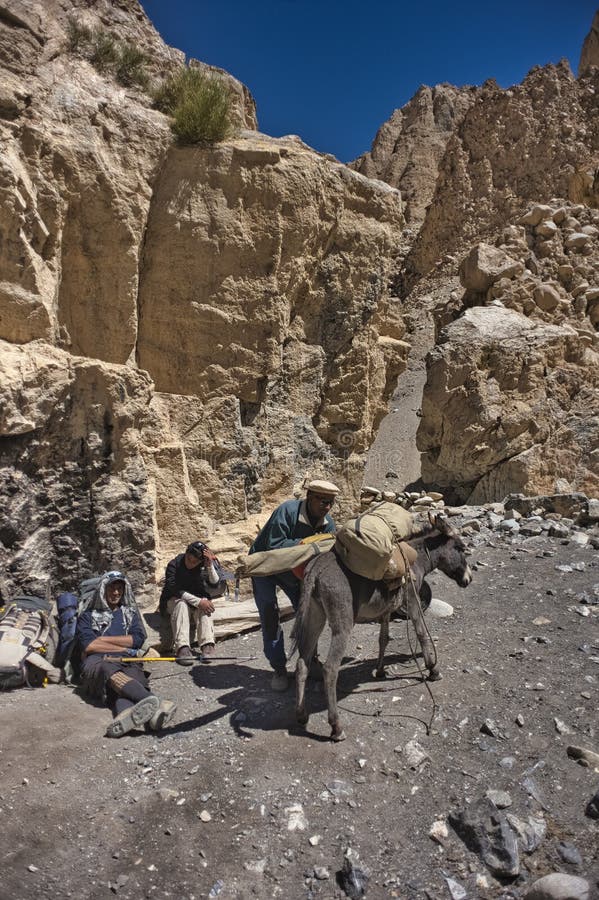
[393,544,438,734]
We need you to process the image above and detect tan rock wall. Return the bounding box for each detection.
[0,2,406,598]
[137,134,405,555]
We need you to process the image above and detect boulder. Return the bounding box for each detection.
[417,307,599,503]
[523,874,589,900]
[459,243,523,292]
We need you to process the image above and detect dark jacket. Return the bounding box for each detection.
[249,499,335,554]
[77,607,146,656]
[159,553,223,616]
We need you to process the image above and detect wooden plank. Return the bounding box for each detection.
[211,594,294,639]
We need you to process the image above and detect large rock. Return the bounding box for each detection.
[417,306,599,503]
[0,340,157,601]
[459,243,523,292]
[0,1,406,598]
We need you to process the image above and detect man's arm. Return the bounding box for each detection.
[262,503,300,550]
[84,634,134,655]
[163,557,180,598]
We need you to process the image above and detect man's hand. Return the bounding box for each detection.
[202,547,217,563]
[199,597,215,615]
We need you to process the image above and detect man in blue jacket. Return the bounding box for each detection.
[250,479,339,691]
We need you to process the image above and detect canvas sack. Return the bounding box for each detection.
[237,536,335,579]
[335,502,414,580]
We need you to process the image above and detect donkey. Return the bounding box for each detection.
[292,516,472,741]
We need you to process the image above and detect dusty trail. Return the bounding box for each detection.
[1,532,598,899]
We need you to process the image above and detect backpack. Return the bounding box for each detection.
[202,561,235,600]
[0,596,60,690]
[334,502,414,580]
[55,592,81,685]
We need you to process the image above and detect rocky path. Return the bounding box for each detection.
[1,511,598,900]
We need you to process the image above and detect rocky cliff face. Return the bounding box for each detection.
[355,12,599,506]
[0,0,405,599]
[405,62,599,284]
[579,9,599,74]
[351,84,475,230]
[417,199,599,503]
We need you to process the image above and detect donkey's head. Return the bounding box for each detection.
[427,513,473,588]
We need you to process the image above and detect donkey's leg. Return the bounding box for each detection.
[323,626,351,742]
[295,601,326,728]
[375,614,390,678]
[405,583,441,680]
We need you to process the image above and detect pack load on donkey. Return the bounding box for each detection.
[236,502,417,584]
[0,595,61,689]
[235,533,335,582]
[334,501,417,581]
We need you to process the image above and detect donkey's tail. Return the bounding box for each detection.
[289,558,320,659]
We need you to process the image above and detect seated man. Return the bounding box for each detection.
[159,541,223,666]
[77,571,177,738]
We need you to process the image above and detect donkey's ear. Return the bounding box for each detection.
[435,514,453,534]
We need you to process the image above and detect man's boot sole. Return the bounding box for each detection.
[148,699,178,731]
[106,695,160,738]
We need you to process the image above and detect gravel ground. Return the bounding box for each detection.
[1,527,598,900]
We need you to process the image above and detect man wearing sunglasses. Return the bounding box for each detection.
[249,479,339,691]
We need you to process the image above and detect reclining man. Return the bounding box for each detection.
[250,479,339,691]
[159,541,223,666]
[77,571,177,738]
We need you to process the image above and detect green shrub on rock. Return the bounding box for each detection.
[66,18,92,53]
[116,45,149,89]
[65,21,149,91]
[153,67,234,144]
[89,30,119,73]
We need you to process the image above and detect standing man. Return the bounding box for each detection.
[159,541,223,666]
[77,571,177,737]
[250,479,339,691]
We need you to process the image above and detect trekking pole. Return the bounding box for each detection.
[120,656,178,662]
[120,655,259,663]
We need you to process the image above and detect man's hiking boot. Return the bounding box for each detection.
[176,645,194,666]
[271,668,289,692]
[147,698,178,731]
[201,642,216,661]
[106,695,159,738]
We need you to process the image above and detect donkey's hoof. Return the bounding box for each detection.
[428,669,442,682]
[296,713,309,728]
[331,727,346,742]
[374,669,386,680]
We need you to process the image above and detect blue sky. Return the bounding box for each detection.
[140,1,597,163]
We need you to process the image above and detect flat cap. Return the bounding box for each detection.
[306,479,340,497]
